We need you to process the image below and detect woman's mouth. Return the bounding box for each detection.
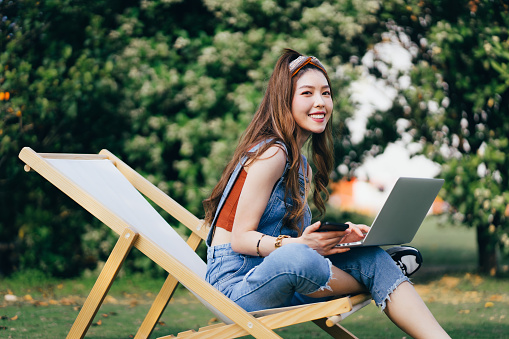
[309,112,326,121]
[310,114,325,119]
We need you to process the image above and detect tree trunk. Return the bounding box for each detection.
[476,226,498,276]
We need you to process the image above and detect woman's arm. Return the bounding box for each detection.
[230,145,286,255]
[230,146,354,257]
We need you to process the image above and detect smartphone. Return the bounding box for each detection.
[317,222,349,232]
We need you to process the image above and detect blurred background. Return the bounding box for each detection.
[1,0,508,282]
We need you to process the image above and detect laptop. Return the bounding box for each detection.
[335,177,444,248]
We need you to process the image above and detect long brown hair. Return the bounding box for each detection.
[203,48,335,234]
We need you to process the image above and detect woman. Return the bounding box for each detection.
[203,49,449,338]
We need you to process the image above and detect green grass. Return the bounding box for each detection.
[0,296,215,339]
[1,216,509,338]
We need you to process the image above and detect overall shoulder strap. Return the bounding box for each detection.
[300,153,309,177]
[206,139,290,246]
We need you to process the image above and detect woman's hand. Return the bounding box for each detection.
[298,221,352,256]
[338,222,370,245]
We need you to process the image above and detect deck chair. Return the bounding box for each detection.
[19,147,372,339]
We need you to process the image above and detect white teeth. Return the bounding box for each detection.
[310,114,325,119]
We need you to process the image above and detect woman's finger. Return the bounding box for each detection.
[304,221,322,234]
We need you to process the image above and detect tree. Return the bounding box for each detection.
[367,0,509,274]
[1,0,389,276]
[0,0,134,276]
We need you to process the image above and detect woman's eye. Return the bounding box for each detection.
[323,91,331,96]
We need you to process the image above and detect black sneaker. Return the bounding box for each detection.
[386,246,423,277]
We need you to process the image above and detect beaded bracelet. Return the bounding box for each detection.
[256,234,266,257]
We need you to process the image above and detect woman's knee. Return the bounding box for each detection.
[267,243,331,280]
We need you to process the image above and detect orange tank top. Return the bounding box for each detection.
[216,168,248,232]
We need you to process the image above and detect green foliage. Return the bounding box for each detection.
[0,0,388,276]
[1,0,130,277]
[370,0,509,273]
[3,0,507,277]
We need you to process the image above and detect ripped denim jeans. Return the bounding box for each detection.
[206,243,409,312]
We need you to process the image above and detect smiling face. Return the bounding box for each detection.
[291,69,333,147]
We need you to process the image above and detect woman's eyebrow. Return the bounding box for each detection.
[297,84,330,89]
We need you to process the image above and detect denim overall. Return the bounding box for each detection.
[205,141,408,312]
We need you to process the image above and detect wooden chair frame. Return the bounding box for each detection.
[19,147,371,339]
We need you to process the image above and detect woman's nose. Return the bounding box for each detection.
[314,94,325,107]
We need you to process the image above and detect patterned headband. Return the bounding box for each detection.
[289,55,327,77]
